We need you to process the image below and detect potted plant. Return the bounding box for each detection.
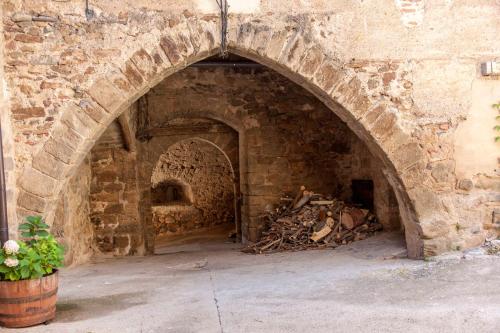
[0,216,64,328]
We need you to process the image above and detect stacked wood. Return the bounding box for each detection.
[242,186,383,254]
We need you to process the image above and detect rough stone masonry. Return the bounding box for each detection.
[0,0,498,262]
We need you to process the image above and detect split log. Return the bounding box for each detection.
[341,208,368,230]
[290,185,306,208]
[311,225,332,242]
[293,190,312,210]
[310,200,334,205]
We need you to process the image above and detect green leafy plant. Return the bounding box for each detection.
[0,216,64,281]
[494,102,500,142]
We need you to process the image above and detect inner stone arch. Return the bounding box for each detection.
[150,138,236,244]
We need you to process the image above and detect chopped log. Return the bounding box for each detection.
[290,185,306,208]
[341,212,355,229]
[293,191,312,210]
[311,225,332,242]
[310,200,334,205]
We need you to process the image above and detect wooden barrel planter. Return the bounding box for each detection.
[0,271,58,328]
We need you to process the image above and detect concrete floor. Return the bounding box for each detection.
[7,232,500,333]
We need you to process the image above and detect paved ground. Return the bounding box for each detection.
[6,232,500,333]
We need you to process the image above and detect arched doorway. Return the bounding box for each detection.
[149,138,238,252]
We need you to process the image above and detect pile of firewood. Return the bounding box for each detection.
[242,186,383,254]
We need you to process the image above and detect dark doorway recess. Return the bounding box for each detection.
[351,179,374,210]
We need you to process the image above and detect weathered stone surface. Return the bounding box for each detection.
[32,150,67,179]
[19,168,57,198]
[430,160,455,184]
[87,78,123,113]
[458,178,474,191]
[18,190,47,212]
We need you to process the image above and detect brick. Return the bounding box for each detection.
[11,106,45,120]
[14,34,42,43]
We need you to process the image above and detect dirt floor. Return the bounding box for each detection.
[5,232,500,333]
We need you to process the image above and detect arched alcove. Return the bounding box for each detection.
[151,179,193,206]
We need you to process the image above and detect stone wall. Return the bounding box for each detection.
[151,139,235,237]
[89,122,143,255]
[52,158,95,266]
[2,0,499,258]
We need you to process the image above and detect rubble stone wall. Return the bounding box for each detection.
[2,0,499,258]
[89,123,143,255]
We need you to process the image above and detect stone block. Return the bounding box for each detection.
[129,48,156,81]
[236,22,256,51]
[391,142,423,171]
[87,78,123,113]
[408,187,444,221]
[19,167,57,198]
[313,61,343,93]
[250,25,272,56]
[43,138,74,164]
[423,237,451,257]
[457,178,474,191]
[79,99,109,124]
[32,150,67,179]
[420,219,451,239]
[123,61,144,88]
[370,112,397,140]
[18,190,47,212]
[160,35,182,65]
[60,104,99,138]
[430,160,455,184]
[299,46,324,77]
[50,123,83,150]
[281,34,308,72]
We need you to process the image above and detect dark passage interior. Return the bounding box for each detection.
[54,54,403,262]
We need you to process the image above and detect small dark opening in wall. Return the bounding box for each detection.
[351,179,374,210]
[151,182,189,205]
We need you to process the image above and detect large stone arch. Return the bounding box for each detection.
[16,14,432,258]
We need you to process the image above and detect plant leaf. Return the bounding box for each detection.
[36,230,49,237]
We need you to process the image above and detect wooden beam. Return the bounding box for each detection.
[142,124,233,137]
[117,113,136,152]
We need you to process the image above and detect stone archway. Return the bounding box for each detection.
[16,14,432,258]
[137,129,241,253]
[148,137,238,248]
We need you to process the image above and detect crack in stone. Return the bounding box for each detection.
[207,261,224,333]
